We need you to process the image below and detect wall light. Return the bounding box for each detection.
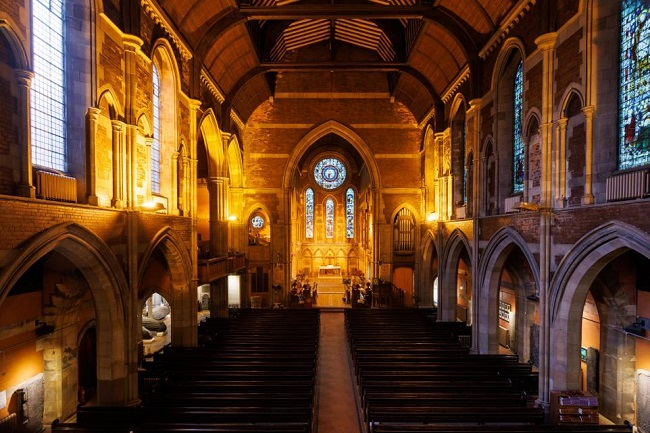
[139,201,166,212]
[426,212,437,222]
[228,215,237,221]
[513,201,540,212]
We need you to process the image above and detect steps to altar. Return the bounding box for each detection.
[315,276,348,308]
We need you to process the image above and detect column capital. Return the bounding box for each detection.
[208,176,228,184]
[555,117,568,129]
[581,105,595,117]
[14,69,34,85]
[122,34,144,51]
[111,119,125,131]
[535,32,558,51]
[87,107,102,120]
[189,98,202,111]
[468,98,482,110]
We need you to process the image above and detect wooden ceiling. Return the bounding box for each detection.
[158,0,523,127]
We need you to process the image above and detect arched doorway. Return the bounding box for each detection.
[0,223,132,426]
[550,222,650,426]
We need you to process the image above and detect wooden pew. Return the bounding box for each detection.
[370,424,633,433]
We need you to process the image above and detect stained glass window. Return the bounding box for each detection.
[314,158,346,189]
[251,216,264,228]
[346,188,354,239]
[305,188,314,238]
[461,125,467,204]
[513,61,524,193]
[619,0,650,169]
[31,0,66,171]
[151,65,161,194]
[325,198,334,238]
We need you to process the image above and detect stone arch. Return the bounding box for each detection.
[439,229,472,322]
[150,40,179,201]
[199,109,225,177]
[283,120,381,190]
[0,16,30,69]
[136,112,152,137]
[389,203,421,224]
[138,226,194,347]
[450,94,468,210]
[0,223,132,407]
[97,86,124,120]
[449,93,467,122]
[422,124,435,153]
[476,226,540,354]
[491,37,526,206]
[558,85,585,118]
[419,231,439,308]
[525,109,542,137]
[227,134,243,188]
[549,221,650,391]
[151,38,182,96]
[490,37,527,93]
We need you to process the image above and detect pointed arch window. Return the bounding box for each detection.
[462,126,467,204]
[513,60,524,193]
[325,198,334,239]
[31,0,66,171]
[305,188,314,239]
[619,0,650,169]
[151,64,161,194]
[346,188,354,239]
[394,208,414,253]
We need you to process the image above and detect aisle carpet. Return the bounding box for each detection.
[316,311,364,433]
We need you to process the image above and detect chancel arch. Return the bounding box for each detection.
[284,121,378,306]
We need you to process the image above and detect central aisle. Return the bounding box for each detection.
[316,310,364,433]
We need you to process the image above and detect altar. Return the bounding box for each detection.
[319,265,341,276]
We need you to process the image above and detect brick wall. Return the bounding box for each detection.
[555,29,583,104]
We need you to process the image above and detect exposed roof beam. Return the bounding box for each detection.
[259,61,408,72]
[239,5,432,20]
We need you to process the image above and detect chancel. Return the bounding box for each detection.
[0,1,649,433]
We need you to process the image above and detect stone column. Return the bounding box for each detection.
[468,99,482,219]
[122,35,143,210]
[467,98,482,350]
[111,120,125,208]
[582,105,595,204]
[15,70,35,198]
[493,150,500,213]
[86,107,101,205]
[535,31,557,411]
[125,125,138,208]
[171,150,179,214]
[144,136,153,202]
[554,118,568,207]
[209,176,229,258]
[522,136,530,203]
